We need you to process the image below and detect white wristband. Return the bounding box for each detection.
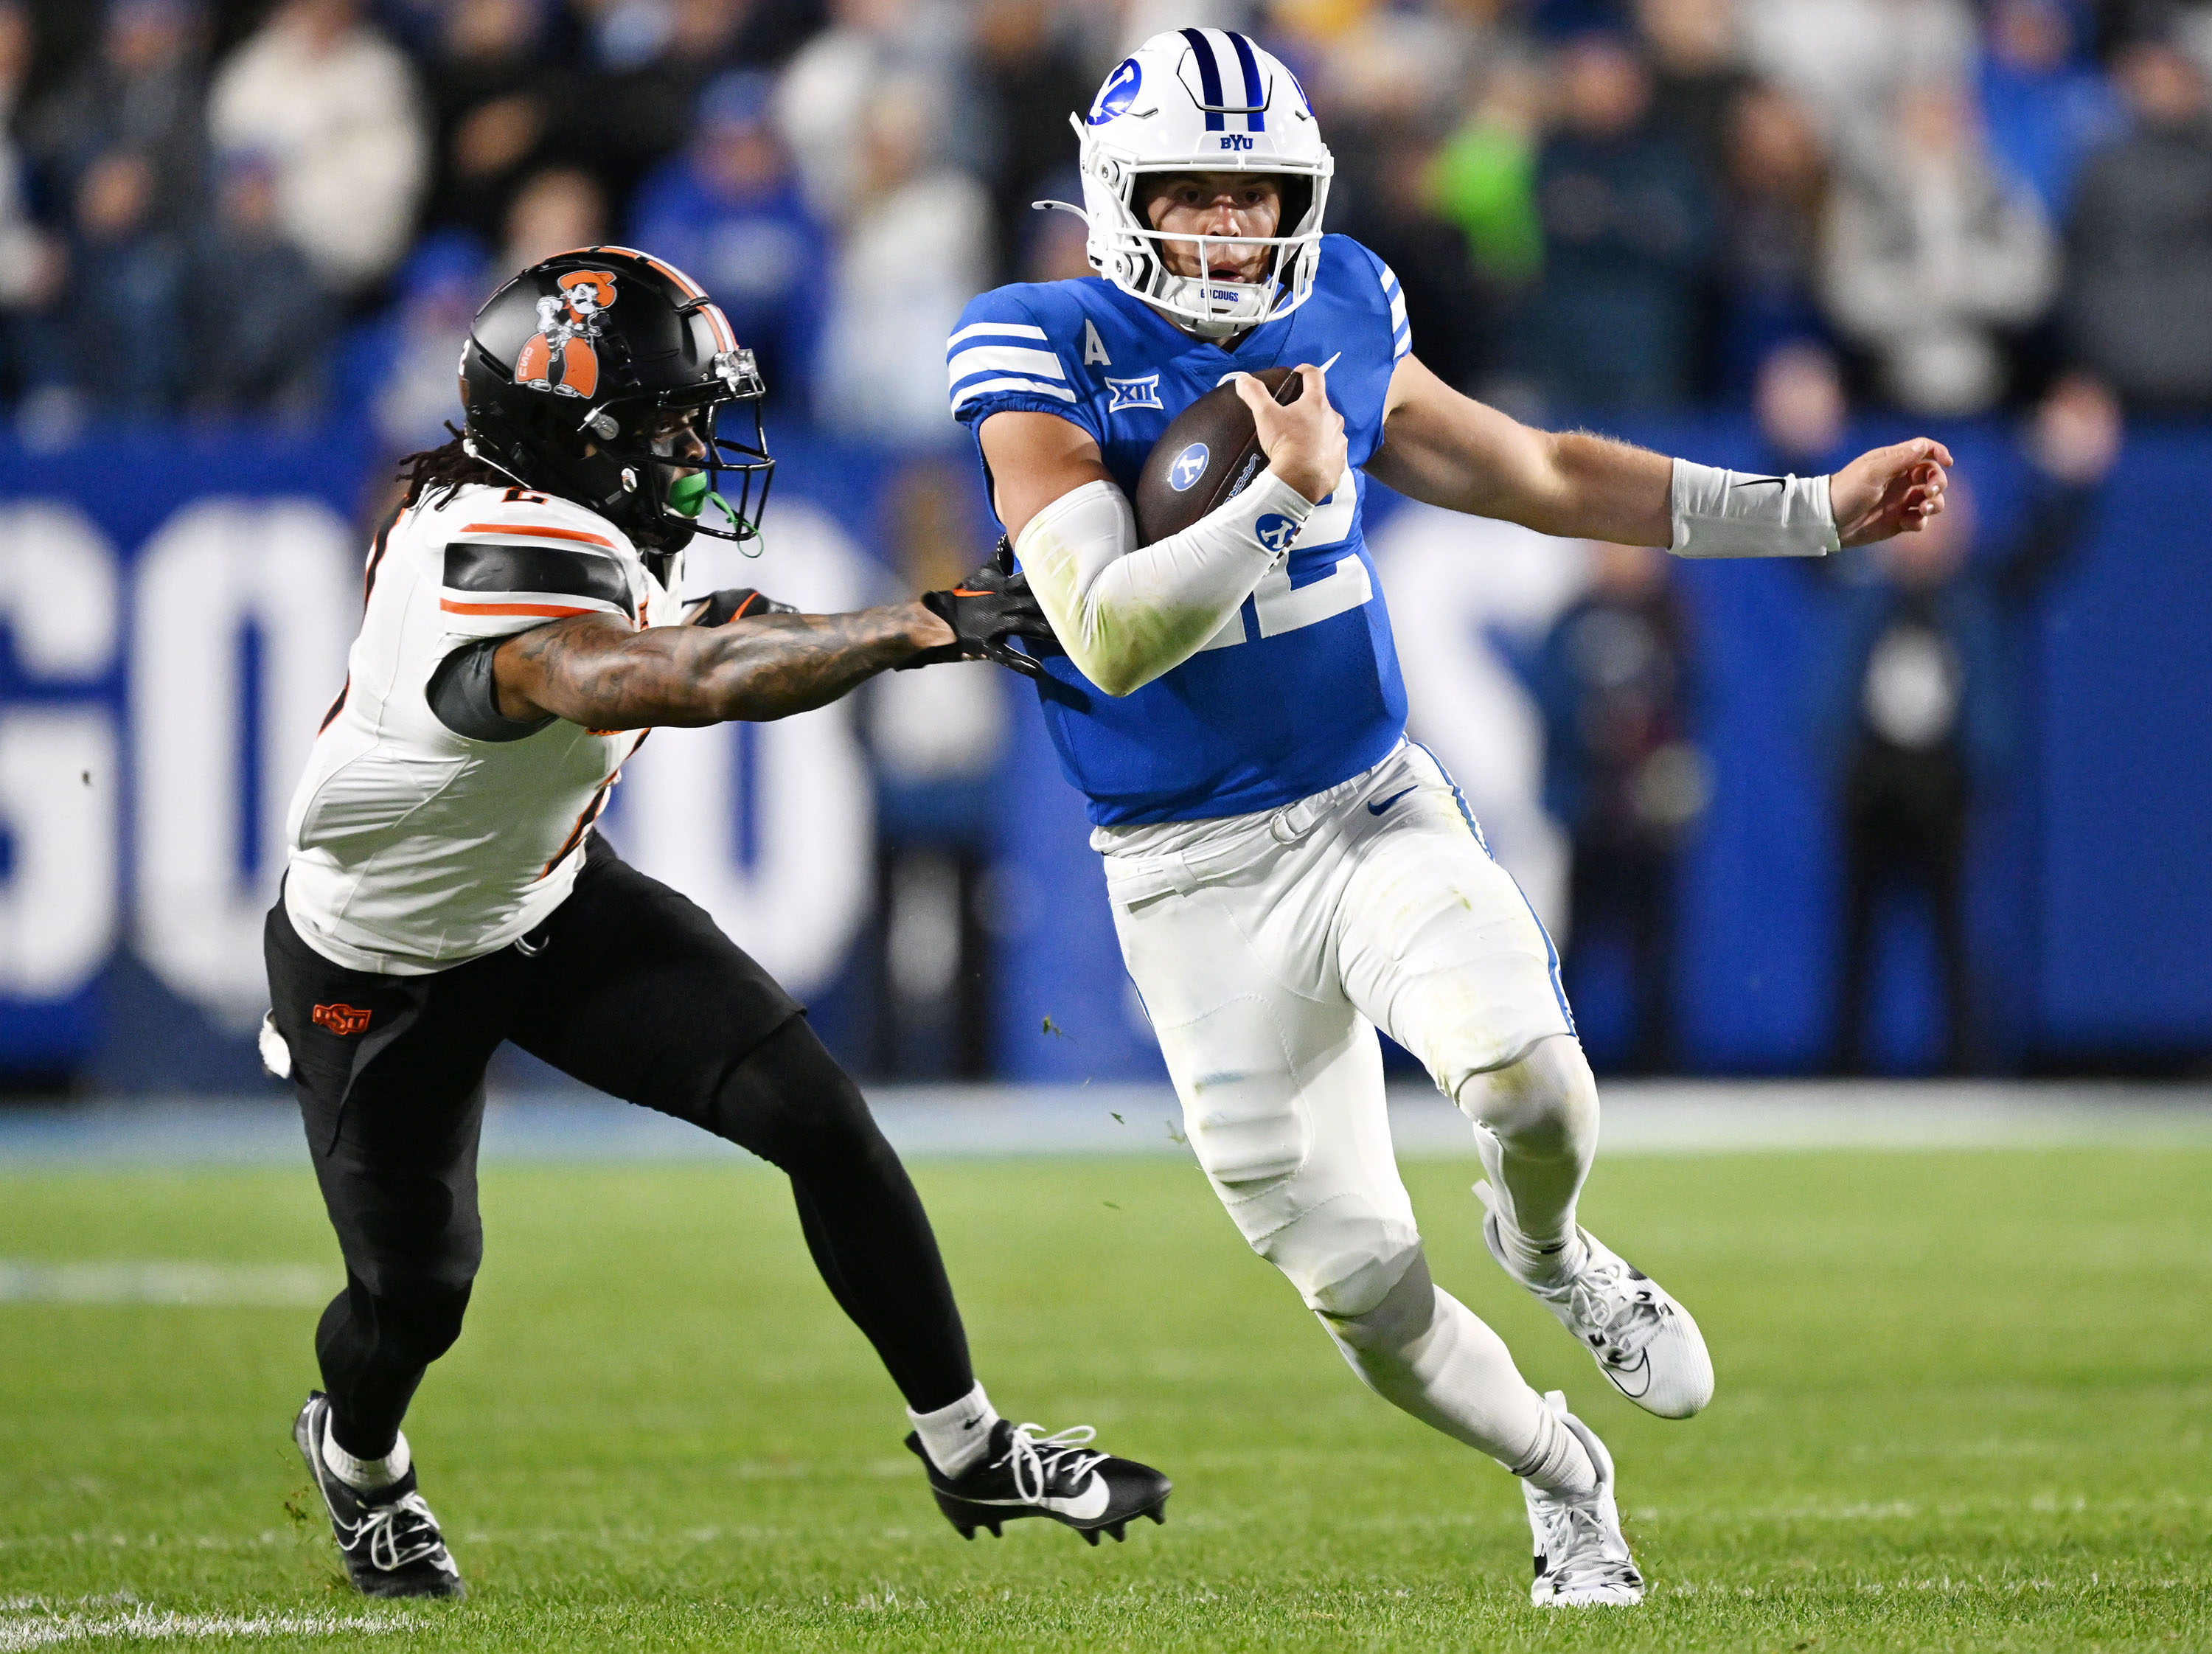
[1669,459,1839,559]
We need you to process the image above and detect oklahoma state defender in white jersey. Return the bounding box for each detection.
[266,248,1161,1604]
[285,484,677,973]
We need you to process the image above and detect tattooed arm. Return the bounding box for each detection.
[490,603,953,729]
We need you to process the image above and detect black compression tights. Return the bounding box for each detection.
[315,1020,975,1460]
[700,1018,976,1414]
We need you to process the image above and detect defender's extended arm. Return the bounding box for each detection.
[488,604,951,729]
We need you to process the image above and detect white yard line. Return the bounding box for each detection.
[0,1610,414,1649]
[0,1262,331,1307]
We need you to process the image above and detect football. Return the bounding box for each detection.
[1133,366,1304,545]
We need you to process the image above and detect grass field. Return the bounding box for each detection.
[2,1144,2208,1650]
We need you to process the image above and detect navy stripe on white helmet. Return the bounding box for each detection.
[1054,29,1333,338]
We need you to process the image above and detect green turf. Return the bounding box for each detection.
[2,1147,2208,1650]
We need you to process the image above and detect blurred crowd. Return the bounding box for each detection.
[0,0,2206,445]
[1522,361,2124,1076]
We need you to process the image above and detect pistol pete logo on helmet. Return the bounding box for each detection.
[515,270,619,399]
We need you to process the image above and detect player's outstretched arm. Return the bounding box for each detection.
[1366,356,1676,542]
[490,605,953,730]
[1366,354,1951,552]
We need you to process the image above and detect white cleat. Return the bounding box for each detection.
[1523,1391,1644,1608]
[1475,1181,1714,1419]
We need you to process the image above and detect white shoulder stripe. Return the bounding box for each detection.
[947,320,1048,348]
[437,587,628,614]
[947,344,1065,387]
[950,375,1078,410]
[1388,291,1408,334]
[1378,263,1402,297]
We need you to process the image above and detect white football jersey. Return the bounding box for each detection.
[282,482,678,974]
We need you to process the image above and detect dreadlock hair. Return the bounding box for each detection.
[396,423,512,508]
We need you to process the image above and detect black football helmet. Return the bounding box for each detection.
[459,246,773,563]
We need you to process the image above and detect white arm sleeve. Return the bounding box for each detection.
[1669,458,1840,559]
[1015,470,1315,697]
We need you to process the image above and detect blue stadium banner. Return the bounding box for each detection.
[0,419,2206,1088]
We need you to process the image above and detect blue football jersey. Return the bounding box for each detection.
[949,234,1414,825]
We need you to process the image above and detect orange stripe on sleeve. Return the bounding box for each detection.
[458,522,617,547]
[440,599,604,618]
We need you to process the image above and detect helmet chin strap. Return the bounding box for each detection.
[1180,310,1251,341]
[460,434,534,493]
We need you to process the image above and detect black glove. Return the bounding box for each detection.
[902,542,1065,678]
[686,587,796,627]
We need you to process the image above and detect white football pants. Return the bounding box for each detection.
[1096,740,1600,1476]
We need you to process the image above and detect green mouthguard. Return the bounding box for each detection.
[668,472,708,517]
[668,471,741,527]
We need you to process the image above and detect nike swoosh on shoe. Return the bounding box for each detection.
[1596,1349,1652,1397]
[959,1476,1112,1521]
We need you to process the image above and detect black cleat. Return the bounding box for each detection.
[907,1420,1170,1545]
[292,1392,465,1600]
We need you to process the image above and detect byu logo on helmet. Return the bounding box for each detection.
[1088,58,1143,125]
[1167,442,1211,492]
[1255,514,1301,552]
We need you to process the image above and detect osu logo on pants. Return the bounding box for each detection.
[515,270,617,399]
[311,1002,373,1037]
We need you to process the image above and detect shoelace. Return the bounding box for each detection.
[1534,1497,1632,1586]
[1478,1187,1665,1364]
[1003,1423,1109,1505]
[357,1492,448,1573]
[1555,1251,1668,1364]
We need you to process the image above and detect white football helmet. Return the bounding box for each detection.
[1063,29,1334,338]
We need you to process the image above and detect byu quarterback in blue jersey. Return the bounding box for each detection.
[950,233,1408,821]
[952,26,1956,1608]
